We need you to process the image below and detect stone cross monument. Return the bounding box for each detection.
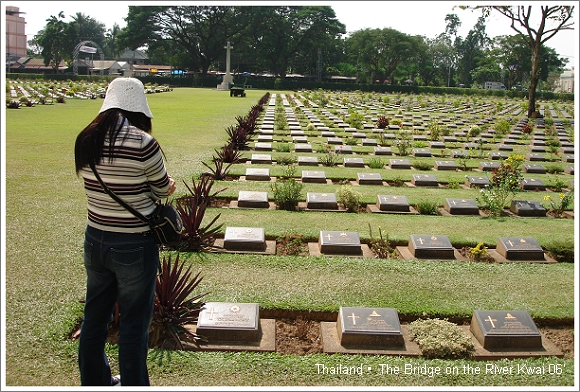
[217,41,234,90]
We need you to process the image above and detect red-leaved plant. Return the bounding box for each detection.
[149,253,209,349]
[174,175,225,252]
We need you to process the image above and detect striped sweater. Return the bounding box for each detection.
[81,124,171,233]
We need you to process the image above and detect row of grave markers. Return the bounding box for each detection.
[233,189,558,217]
[242,165,574,189]
[214,227,555,263]
[183,302,562,359]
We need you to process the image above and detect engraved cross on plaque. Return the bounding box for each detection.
[485,315,497,328]
[207,307,219,320]
[348,313,360,325]
[325,234,333,241]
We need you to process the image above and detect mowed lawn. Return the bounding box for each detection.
[3,86,576,387]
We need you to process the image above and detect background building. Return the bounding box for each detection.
[556,68,574,93]
[5,5,27,57]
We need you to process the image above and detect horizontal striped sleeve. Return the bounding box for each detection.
[82,125,171,233]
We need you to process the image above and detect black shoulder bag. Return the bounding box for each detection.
[89,163,183,245]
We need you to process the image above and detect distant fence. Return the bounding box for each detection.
[6,73,574,102]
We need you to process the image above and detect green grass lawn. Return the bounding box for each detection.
[3,86,577,387]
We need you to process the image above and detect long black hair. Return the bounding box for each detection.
[75,109,152,174]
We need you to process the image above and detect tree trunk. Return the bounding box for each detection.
[527,36,543,118]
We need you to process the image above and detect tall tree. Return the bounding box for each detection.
[118,6,248,75]
[246,6,345,78]
[103,23,122,59]
[493,34,532,89]
[472,6,574,117]
[416,36,447,86]
[443,13,461,86]
[346,28,415,84]
[70,12,106,48]
[455,16,491,86]
[35,12,74,73]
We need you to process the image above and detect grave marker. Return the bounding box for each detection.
[374,147,392,156]
[306,192,338,210]
[520,178,546,191]
[376,195,411,212]
[250,154,272,164]
[465,176,490,188]
[237,191,270,209]
[245,168,271,181]
[408,234,455,259]
[434,160,458,171]
[254,142,272,151]
[497,144,514,151]
[470,310,543,350]
[223,227,267,251]
[389,159,411,169]
[294,143,313,153]
[301,170,327,183]
[297,156,318,166]
[509,200,546,217]
[444,198,480,215]
[522,164,547,174]
[526,153,546,162]
[496,237,545,260]
[489,151,508,160]
[479,162,500,171]
[335,145,353,154]
[344,157,365,167]
[411,174,438,187]
[357,173,383,185]
[319,230,362,255]
[197,302,260,342]
[451,150,468,158]
[412,148,432,157]
[337,307,404,347]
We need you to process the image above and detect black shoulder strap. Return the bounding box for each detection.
[89,162,149,224]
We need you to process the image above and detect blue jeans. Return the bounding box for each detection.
[79,225,159,386]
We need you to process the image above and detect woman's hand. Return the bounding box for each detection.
[167,176,176,196]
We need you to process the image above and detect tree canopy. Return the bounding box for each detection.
[471,5,574,116]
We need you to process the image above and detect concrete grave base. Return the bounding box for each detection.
[320,322,421,356]
[178,319,276,353]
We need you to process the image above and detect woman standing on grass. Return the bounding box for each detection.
[74,77,175,386]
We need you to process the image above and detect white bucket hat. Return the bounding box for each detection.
[99,77,153,118]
